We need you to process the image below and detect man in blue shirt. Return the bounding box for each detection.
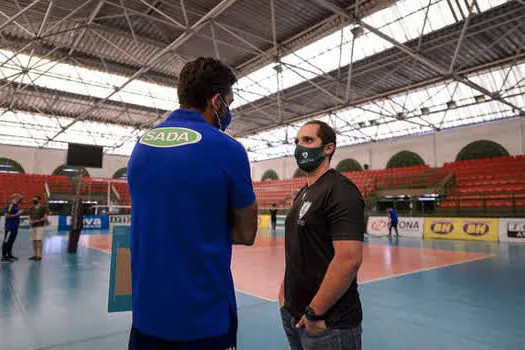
[388,207,399,237]
[127,57,258,350]
[2,193,23,262]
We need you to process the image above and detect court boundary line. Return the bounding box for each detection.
[359,254,495,285]
[235,288,276,302]
[234,254,495,303]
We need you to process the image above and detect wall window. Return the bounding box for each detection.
[336,159,363,172]
[387,151,425,169]
[0,158,25,174]
[52,165,90,178]
[456,140,509,161]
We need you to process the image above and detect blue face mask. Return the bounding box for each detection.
[219,107,232,131]
[216,96,231,132]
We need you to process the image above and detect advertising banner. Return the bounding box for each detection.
[1,215,59,230]
[58,215,110,231]
[19,216,30,229]
[108,226,132,312]
[366,216,424,237]
[499,219,525,243]
[109,215,131,226]
[258,215,270,229]
[424,217,498,241]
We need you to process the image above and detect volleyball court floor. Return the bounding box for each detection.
[1,227,524,350]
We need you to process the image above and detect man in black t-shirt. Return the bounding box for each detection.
[279,120,365,350]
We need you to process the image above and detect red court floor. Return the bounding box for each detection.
[76,233,491,301]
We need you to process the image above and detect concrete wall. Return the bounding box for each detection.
[0,144,129,178]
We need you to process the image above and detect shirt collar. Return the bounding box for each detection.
[167,109,208,124]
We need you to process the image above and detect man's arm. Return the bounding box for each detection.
[232,200,258,246]
[308,240,362,315]
[5,205,21,219]
[226,141,258,246]
[38,212,49,223]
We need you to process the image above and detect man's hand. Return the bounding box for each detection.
[295,315,327,335]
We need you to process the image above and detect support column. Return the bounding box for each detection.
[521,118,525,155]
[433,132,438,167]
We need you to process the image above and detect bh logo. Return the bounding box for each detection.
[463,222,489,236]
[431,221,454,234]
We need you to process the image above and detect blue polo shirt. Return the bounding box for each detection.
[5,203,20,230]
[388,208,398,223]
[127,109,256,341]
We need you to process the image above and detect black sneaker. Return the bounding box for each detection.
[29,256,37,260]
[8,256,18,261]
[1,257,12,263]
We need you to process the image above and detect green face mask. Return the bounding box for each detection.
[294,144,327,173]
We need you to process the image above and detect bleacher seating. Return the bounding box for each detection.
[113,181,131,205]
[440,155,525,210]
[253,165,436,209]
[0,173,48,209]
[2,155,525,212]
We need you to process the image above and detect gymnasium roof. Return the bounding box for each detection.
[0,0,524,161]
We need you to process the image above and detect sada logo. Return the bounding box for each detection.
[139,127,202,148]
[430,221,454,234]
[462,222,489,236]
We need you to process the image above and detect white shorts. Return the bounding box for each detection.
[31,226,44,241]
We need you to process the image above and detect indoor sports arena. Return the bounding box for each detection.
[1,0,525,349]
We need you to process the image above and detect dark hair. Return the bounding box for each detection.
[33,196,41,200]
[177,57,237,111]
[305,120,337,160]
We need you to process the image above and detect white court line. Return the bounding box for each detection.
[235,254,494,302]
[359,254,495,285]
[235,288,277,302]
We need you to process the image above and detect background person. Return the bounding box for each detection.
[2,193,23,262]
[28,196,49,261]
[388,207,399,237]
[270,203,278,235]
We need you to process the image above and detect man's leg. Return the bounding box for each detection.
[37,240,43,259]
[388,223,392,237]
[30,228,37,259]
[35,227,44,260]
[2,230,11,260]
[394,223,399,237]
[300,324,362,350]
[280,307,303,350]
[6,228,18,259]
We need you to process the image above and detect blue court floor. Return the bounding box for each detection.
[1,228,524,349]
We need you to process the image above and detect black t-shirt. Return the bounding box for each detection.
[269,209,277,221]
[283,169,365,328]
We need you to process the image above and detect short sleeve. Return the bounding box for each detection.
[225,141,256,210]
[325,181,365,241]
[6,204,14,215]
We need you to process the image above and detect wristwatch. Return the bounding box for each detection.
[304,306,325,321]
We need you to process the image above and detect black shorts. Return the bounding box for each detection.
[128,310,238,350]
